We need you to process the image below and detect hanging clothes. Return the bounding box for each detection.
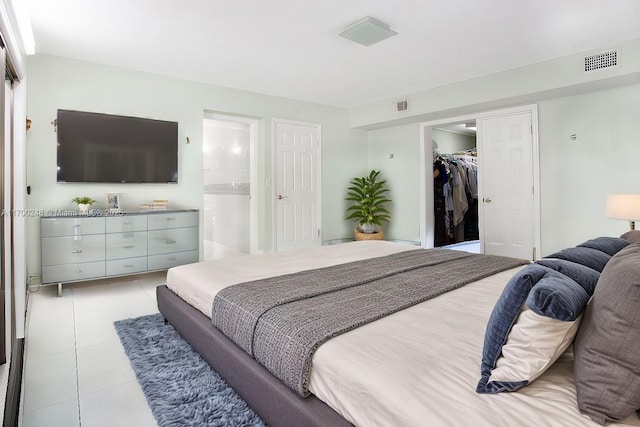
[451,162,468,227]
[433,158,454,246]
[433,150,478,246]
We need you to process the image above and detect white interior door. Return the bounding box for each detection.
[478,112,534,260]
[275,120,321,252]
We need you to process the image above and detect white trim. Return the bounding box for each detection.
[12,79,26,338]
[0,0,26,78]
[419,104,541,257]
[202,112,260,255]
[432,127,476,137]
[271,118,322,252]
[418,124,433,248]
[8,0,33,55]
[531,107,541,260]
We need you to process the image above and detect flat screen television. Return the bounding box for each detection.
[56,109,179,183]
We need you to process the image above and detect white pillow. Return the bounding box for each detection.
[488,307,581,385]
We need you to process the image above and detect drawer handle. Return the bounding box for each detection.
[124,264,134,268]
[166,239,176,244]
[166,217,176,221]
[123,245,134,249]
[72,250,83,254]
[167,257,177,261]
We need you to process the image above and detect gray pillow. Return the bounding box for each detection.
[535,258,599,296]
[525,271,589,321]
[545,247,610,272]
[577,236,629,256]
[620,230,640,243]
[574,243,640,424]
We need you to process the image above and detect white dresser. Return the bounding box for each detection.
[41,210,199,296]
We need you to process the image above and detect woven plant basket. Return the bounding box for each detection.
[354,228,384,241]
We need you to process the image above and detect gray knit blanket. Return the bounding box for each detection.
[212,248,527,396]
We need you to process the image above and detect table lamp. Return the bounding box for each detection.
[605,194,640,230]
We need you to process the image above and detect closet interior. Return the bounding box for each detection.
[432,122,478,248]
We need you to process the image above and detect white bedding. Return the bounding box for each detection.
[166,241,640,427]
[166,240,417,316]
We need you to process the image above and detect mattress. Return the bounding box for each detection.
[166,241,640,427]
[166,240,418,316]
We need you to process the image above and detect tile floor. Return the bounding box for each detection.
[22,272,166,427]
[442,240,481,254]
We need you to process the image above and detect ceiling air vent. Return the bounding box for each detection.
[584,50,618,72]
[394,100,408,112]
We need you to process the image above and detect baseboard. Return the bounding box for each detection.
[3,338,24,427]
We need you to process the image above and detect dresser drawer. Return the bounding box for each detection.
[41,210,199,291]
[41,217,105,237]
[147,211,198,230]
[106,256,147,276]
[41,235,106,266]
[106,231,147,259]
[148,250,198,271]
[42,261,105,284]
[106,215,147,233]
[148,227,198,255]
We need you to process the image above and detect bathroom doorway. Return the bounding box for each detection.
[202,113,258,260]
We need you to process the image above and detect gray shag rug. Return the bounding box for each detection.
[114,313,266,427]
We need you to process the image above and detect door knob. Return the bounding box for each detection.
[484,197,492,203]
[277,195,288,200]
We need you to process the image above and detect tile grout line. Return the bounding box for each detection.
[71,288,82,427]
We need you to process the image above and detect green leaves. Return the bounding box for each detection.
[72,196,96,205]
[345,169,391,227]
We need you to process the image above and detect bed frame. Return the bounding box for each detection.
[156,285,353,427]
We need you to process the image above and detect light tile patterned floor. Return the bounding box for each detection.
[22,273,165,427]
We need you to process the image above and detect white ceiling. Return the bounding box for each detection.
[25,0,640,108]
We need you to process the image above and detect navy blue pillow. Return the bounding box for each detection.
[545,247,611,272]
[526,271,590,321]
[477,264,549,393]
[535,258,599,296]
[578,237,630,256]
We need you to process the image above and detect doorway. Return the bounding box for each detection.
[202,114,258,260]
[432,122,478,250]
[420,105,540,260]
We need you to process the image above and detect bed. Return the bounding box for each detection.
[156,240,640,427]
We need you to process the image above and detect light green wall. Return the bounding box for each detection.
[26,55,640,279]
[357,39,640,252]
[432,129,476,154]
[351,38,640,129]
[366,123,422,242]
[26,54,367,277]
[363,84,640,254]
[538,83,640,255]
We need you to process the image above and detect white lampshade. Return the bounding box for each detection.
[606,194,640,230]
[606,194,640,220]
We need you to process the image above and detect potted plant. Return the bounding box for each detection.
[72,196,96,214]
[346,170,391,240]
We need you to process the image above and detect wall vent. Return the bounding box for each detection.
[394,100,409,112]
[584,50,618,72]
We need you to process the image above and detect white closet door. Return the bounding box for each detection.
[479,112,534,260]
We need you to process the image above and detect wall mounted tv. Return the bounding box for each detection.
[56,109,179,183]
